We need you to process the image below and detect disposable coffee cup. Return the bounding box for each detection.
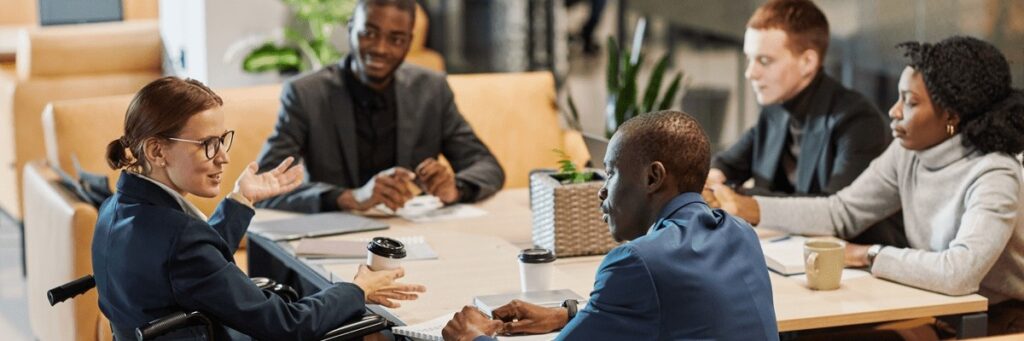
[366,237,407,271]
[804,237,845,290]
[518,248,556,292]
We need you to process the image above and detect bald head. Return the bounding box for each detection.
[615,110,711,193]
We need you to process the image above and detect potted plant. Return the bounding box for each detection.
[240,0,357,73]
[529,150,616,257]
[563,19,685,139]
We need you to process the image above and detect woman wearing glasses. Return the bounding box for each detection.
[94,77,425,340]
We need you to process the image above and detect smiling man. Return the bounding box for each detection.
[708,0,901,246]
[256,0,504,213]
[442,111,779,341]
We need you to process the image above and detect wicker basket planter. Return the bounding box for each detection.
[529,170,619,257]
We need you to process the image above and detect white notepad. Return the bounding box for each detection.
[392,313,452,341]
[473,289,584,317]
[760,235,807,275]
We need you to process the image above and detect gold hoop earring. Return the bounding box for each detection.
[946,123,956,136]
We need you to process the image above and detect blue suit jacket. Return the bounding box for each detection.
[92,172,366,340]
[480,193,778,341]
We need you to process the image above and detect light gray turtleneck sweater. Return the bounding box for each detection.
[757,135,1024,302]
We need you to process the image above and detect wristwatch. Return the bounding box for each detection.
[561,299,579,321]
[866,244,884,267]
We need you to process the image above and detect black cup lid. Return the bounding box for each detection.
[367,237,407,259]
[519,248,555,263]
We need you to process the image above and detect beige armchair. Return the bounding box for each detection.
[0,0,158,26]
[0,20,162,219]
[43,85,283,216]
[405,4,445,72]
[447,71,589,188]
[23,161,102,341]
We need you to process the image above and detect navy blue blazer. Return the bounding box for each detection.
[478,193,779,341]
[92,172,366,340]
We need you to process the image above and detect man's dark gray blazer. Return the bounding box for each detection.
[712,73,889,196]
[256,63,505,212]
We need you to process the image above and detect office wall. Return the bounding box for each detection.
[159,0,291,87]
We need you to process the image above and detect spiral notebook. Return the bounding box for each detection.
[392,313,557,341]
[391,313,452,341]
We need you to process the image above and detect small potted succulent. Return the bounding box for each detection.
[529,150,617,257]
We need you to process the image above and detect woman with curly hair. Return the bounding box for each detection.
[707,35,1024,335]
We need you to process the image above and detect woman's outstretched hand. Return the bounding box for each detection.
[233,157,304,203]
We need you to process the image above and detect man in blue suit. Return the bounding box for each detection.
[443,110,779,340]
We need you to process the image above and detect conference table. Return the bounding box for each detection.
[247,188,989,338]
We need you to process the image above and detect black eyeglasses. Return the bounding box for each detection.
[167,130,235,160]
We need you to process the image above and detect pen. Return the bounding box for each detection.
[768,235,791,243]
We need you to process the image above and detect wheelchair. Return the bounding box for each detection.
[48,275,389,340]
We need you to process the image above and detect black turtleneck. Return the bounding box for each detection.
[776,71,824,190]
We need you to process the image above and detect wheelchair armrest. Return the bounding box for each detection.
[251,277,300,303]
[136,311,215,341]
[47,274,95,306]
[320,312,390,341]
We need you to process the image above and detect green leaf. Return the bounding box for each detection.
[553,148,595,184]
[242,43,302,73]
[605,92,618,138]
[658,72,683,111]
[606,36,620,91]
[619,56,639,122]
[641,55,670,114]
[567,94,582,131]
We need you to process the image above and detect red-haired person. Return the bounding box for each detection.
[708,0,903,246]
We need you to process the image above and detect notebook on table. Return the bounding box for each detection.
[473,289,584,317]
[249,212,388,242]
[760,235,807,275]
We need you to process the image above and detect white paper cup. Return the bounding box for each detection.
[366,237,406,271]
[518,248,556,292]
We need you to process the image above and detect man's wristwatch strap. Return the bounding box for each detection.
[562,299,579,321]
